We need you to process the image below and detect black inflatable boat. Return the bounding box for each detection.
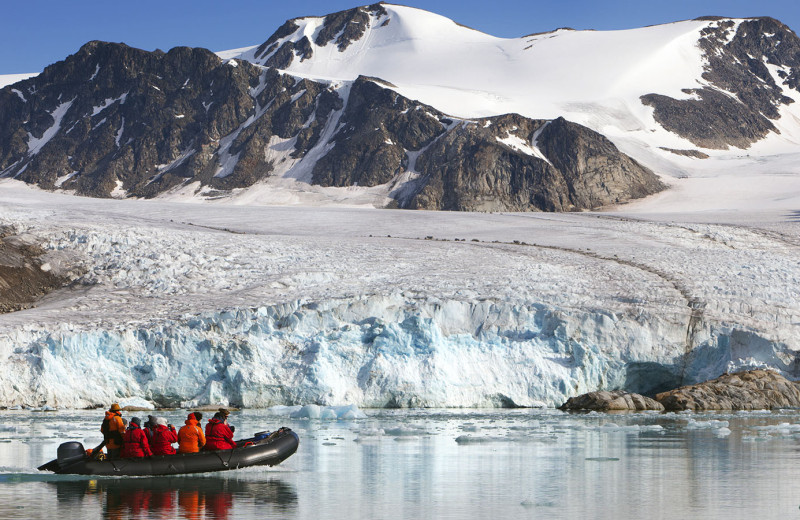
[37,427,299,476]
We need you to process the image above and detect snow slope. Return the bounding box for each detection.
[0,73,37,89]
[1,181,798,408]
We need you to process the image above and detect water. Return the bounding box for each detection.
[1,408,799,519]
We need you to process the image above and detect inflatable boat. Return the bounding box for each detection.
[38,427,298,476]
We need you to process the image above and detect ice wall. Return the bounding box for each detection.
[1,293,794,409]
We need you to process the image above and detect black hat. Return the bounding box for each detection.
[130,417,141,426]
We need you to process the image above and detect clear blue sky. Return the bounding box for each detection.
[2,0,799,74]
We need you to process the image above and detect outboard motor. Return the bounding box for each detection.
[57,442,86,469]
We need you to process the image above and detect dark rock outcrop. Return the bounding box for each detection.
[659,147,710,159]
[642,17,800,149]
[559,390,665,411]
[655,369,800,411]
[311,77,448,187]
[407,115,664,211]
[253,3,388,68]
[0,228,80,313]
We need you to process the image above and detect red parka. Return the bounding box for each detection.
[204,418,237,450]
[151,424,178,455]
[121,424,152,458]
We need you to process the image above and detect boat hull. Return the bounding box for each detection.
[39,428,299,476]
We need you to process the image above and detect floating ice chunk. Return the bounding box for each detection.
[118,397,155,410]
[291,404,321,419]
[354,427,385,437]
[455,435,513,444]
[713,427,732,437]
[639,425,664,432]
[289,404,366,420]
[752,422,800,435]
[267,405,302,416]
[320,408,339,420]
[685,419,729,430]
[384,425,428,436]
[336,405,367,420]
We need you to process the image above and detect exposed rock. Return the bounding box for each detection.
[311,77,448,187]
[655,369,800,411]
[559,390,665,411]
[0,228,80,313]
[314,3,388,51]
[407,115,665,211]
[642,17,800,149]
[659,147,710,159]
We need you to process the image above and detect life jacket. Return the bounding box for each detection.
[100,411,125,450]
[204,418,236,450]
[178,418,206,454]
[121,424,152,458]
[151,424,178,456]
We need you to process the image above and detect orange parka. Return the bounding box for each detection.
[178,417,206,453]
[101,411,125,450]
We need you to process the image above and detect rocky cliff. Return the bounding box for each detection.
[0,41,663,209]
[642,17,800,149]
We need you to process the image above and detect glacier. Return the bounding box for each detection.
[0,182,797,409]
[1,289,795,409]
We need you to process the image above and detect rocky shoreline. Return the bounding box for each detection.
[560,369,800,412]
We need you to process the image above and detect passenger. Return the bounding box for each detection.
[100,403,125,459]
[144,415,158,442]
[121,417,153,458]
[204,411,237,451]
[178,413,206,454]
[151,417,178,456]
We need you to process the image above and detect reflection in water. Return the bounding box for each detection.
[49,476,298,519]
[7,409,800,518]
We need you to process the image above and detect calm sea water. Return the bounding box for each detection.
[1,408,799,519]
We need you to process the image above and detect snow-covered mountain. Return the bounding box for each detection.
[4,3,799,210]
[228,5,800,168]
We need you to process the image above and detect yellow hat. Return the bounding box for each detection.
[109,403,121,412]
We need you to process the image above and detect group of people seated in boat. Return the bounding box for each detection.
[100,403,237,459]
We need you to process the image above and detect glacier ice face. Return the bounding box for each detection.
[1,291,793,409]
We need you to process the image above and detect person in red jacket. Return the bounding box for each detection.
[151,417,178,456]
[204,410,237,451]
[121,417,152,458]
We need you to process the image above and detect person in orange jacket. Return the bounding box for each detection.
[100,403,125,459]
[121,417,152,458]
[178,413,206,454]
